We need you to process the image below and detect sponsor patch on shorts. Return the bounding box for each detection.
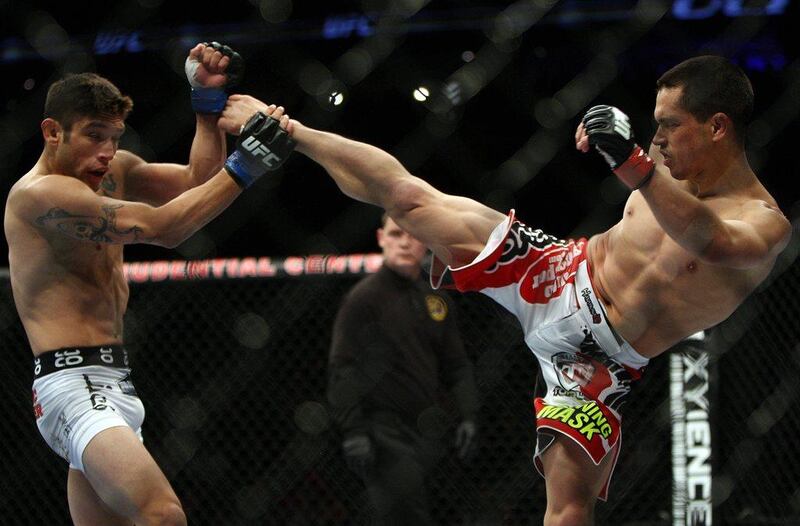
[534,398,620,465]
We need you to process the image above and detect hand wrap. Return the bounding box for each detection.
[185,41,244,114]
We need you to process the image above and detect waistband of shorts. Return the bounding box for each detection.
[574,262,648,368]
[33,345,130,379]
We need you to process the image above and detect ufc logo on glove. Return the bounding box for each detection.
[240,136,281,168]
[224,111,296,188]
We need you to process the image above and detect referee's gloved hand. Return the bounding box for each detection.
[454,420,477,460]
[342,434,374,478]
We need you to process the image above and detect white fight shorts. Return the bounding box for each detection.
[431,210,649,500]
[32,345,145,473]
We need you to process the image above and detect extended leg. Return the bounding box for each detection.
[540,435,615,526]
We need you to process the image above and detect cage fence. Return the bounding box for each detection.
[1,1,798,525]
[1,237,798,525]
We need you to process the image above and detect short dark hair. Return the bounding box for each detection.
[656,56,753,147]
[44,73,133,131]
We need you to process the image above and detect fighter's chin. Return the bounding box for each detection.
[664,163,684,180]
[669,170,687,181]
[83,171,107,190]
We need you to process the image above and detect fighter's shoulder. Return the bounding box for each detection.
[109,149,145,175]
[9,173,84,203]
[738,190,787,222]
[737,194,791,249]
[6,175,85,228]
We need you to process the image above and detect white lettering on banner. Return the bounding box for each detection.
[123,255,384,282]
[672,347,712,526]
[688,503,712,526]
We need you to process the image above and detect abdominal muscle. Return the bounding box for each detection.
[12,248,129,357]
[585,228,748,358]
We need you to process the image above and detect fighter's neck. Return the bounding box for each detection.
[690,152,755,198]
[33,150,57,176]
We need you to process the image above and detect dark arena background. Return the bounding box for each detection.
[1,1,799,524]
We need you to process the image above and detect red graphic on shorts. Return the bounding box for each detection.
[517,243,584,304]
[553,349,642,414]
[534,397,620,465]
[533,397,621,501]
[574,355,613,401]
[448,218,588,304]
[32,389,43,419]
[558,357,598,389]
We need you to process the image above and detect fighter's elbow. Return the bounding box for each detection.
[144,212,187,249]
[154,234,183,249]
[146,228,179,249]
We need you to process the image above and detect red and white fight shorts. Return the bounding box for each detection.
[431,210,648,500]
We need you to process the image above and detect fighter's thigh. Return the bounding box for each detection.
[80,426,179,520]
[68,468,133,526]
[540,434,614,506]
[394,189,506,267]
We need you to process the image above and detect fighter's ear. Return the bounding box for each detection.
[41,118,62,145]
[709,113,730,142]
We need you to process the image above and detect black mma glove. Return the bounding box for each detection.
[582,105,655,190]
[342,434,374,479]
[223,111,296,188]
[185,41,244,114]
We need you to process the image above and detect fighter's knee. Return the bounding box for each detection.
[544,503,593,526]
[141,500,186,526]
[387,178,428,215]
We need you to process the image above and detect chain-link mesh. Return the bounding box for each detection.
[1,242,798,524]
[0,1,797,524]
[713,252,800,525]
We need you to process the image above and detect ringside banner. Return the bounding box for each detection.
[671,332,713,526]
[121,254,384,282]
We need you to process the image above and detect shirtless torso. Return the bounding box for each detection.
[589,177,784,357]
[5,156,134,356]
[247,55,791,526]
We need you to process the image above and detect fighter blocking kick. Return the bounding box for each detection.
[219,56,790,525]
[6,42,295,525]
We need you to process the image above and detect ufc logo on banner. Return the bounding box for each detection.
[241,136,281,168]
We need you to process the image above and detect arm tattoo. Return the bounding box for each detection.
[35,205,148,243]
[100,172,117,197]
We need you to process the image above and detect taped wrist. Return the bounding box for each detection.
[191,87,227,114]
[223,112,296,188]
[186,42,243,114]
[613,145,655,190]
[223,151,254,188]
